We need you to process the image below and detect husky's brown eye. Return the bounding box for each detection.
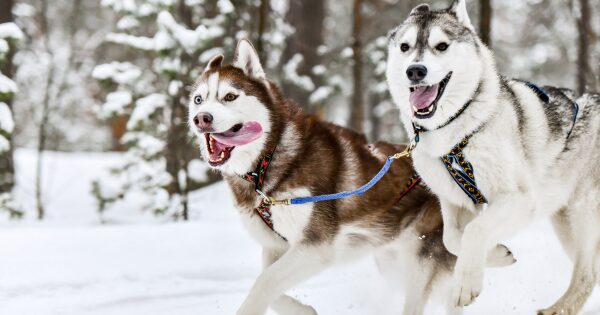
[436,43,449,51]
[193,95,203,105]
[400,43,410,52]
[224,93,238,102]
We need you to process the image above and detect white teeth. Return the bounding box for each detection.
[413,104,434,115]
[220,152,225,159]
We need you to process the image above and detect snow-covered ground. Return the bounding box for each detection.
[1,149,600,315]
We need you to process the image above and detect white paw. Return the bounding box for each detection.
[277,302,318,315]
[236,304,264,315]
[452,267,483,307]
[291,305,318,315]
[236,310,260,315]
[537,305,574,315]
[487,244,517,267]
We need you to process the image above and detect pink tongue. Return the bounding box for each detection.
[211,121,263,146]
[409,85,439,110]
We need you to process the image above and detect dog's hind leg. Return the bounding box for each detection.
[444,301,464,315]
[437,275,463,315]
[440,201,515,268]
[375,240,435,315]
[550,207,575,260]
[401,273,431,315]
[261,247,318,315]
[538,203,600,315]
[237,244,333,315]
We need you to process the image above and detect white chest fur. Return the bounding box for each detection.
[238,187,314,246]
[270,187,314,243]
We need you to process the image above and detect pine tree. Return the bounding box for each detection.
[92,0,291,220]
[0,19,24,218]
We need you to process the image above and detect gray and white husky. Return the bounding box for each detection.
[187,40,485,315]
[386,0,600,314]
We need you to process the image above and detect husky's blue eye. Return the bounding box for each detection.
[436,43,449,51]
[400,43,410,52]
[194,95,203,105]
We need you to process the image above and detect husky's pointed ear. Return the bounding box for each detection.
[233,39,266,80]
[449,0,474,30]
[410,3,430,15]
[204,54,224,72]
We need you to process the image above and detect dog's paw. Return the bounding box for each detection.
[236,309,261,315]
[272,297,318,315]
[294,305,318,315]
[281,303,318,315]
[236,304,265,315]
[487,244,517,267]
[452,268,483,307]
[537,305,574,315]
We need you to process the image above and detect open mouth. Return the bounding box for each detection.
[203,121,263,167]
[409,72,452,119]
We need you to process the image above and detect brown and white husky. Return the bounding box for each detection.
[187,39,502,315]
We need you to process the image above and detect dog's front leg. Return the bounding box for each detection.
[262,247,318,315]
[451,193,533,307]
[441,200,516,268]
[440,200,470,255]
[237,244,332,315]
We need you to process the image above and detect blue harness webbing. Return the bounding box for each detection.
[519,80,579,139]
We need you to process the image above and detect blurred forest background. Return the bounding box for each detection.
[0,0,599,221]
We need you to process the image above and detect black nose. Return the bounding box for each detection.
[194,112,213,129]
[406,65,428,82]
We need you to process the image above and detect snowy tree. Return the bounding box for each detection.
[0,18,24,218]
[92,0,291,220]
[7,0,114,219]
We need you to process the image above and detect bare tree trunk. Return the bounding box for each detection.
[576,0,591,95]
[479,0,492,47]
[281,0,325,110]
[165,0,197,221]
[165,97,190,220]
[0,0,15,197]
[256,0,269,60]
[350,0,364,133]
[35,0,55,220]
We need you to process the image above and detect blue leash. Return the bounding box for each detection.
[289,156,396,205]
[259,145,415,206]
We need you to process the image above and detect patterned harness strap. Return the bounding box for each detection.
[441,136,488,205]
[243,151,287,240]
